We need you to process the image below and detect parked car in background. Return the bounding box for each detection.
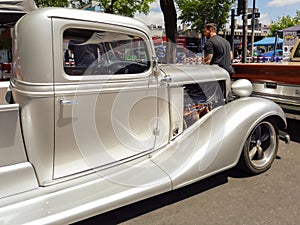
[233,40,300,120]
[258,49,283,61]
[260,49,283,58]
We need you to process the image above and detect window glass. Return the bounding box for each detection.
[63,28,150,76]
[183,81,225,129]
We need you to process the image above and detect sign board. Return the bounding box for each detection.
[248,13,260,19]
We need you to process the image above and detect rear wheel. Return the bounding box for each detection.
[238,120,279,174]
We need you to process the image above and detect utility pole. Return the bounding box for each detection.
[231,9,235,52]
[251,0,256,57]
[242,0,248,63]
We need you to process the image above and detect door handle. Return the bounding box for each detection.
[59,99,79,105]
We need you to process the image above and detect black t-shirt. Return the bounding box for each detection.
[204,35,234,74]
[69,41,98,67]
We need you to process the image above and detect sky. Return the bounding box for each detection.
[135,0,300,27]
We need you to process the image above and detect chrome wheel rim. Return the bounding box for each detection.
[248,121,277,168]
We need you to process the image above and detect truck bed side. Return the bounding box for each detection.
[0,81,38,198]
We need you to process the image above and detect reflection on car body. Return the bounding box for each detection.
[0,7,290,224]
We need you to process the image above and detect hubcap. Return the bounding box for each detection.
[248,121,277,168]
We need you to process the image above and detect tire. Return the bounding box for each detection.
[238,120,279,174]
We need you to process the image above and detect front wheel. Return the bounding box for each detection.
[238,120,279,174]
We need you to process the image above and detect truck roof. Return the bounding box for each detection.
[19,7,150,34]
[12,7,152,84]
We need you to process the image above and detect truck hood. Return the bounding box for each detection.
[159,64,230,85]
[0,0,37,26]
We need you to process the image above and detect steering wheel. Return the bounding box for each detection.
[91,61,147,75]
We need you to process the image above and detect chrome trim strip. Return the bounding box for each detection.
[252,82,300,99]
[252,92,300,106]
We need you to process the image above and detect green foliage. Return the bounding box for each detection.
[69,0,156,17]
[270,11,300,36]
[34,0,70,7]
[177,0,235,32]
[34,0,155,17]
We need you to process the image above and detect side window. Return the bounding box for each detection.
[63,28,150,76]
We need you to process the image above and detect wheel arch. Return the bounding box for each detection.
[263,114,287,131]
[221,97,287,169]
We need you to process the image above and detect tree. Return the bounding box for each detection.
[34,0,155,17]
[34,0,69,7]
[177,0,234,32]
[269,11,300,36]
[160,0,177,63]
[69,0,156,17]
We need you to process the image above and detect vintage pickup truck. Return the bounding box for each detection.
[0,7,290,225]
[233,39,300,120]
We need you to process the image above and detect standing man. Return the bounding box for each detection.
[203,23,234,77]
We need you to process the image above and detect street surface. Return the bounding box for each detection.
[76,119,300,225]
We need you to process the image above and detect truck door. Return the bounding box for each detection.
[52,21,167,179]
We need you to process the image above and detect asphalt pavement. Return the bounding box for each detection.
[76,118,300,225]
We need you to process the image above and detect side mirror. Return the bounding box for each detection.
[152,56,160,77]
[152,56,158,68]
[231,79,253,97]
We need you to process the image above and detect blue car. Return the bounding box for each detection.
[259,49,283,62]
[261,49,283,57]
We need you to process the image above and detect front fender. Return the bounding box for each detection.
[151,97,286,190]
[221,96,286,165]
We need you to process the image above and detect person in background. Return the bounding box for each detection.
[203,23,234,77]
[69,41,98,67]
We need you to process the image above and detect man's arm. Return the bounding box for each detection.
[204,40,213,64]
[204,53,213,64]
